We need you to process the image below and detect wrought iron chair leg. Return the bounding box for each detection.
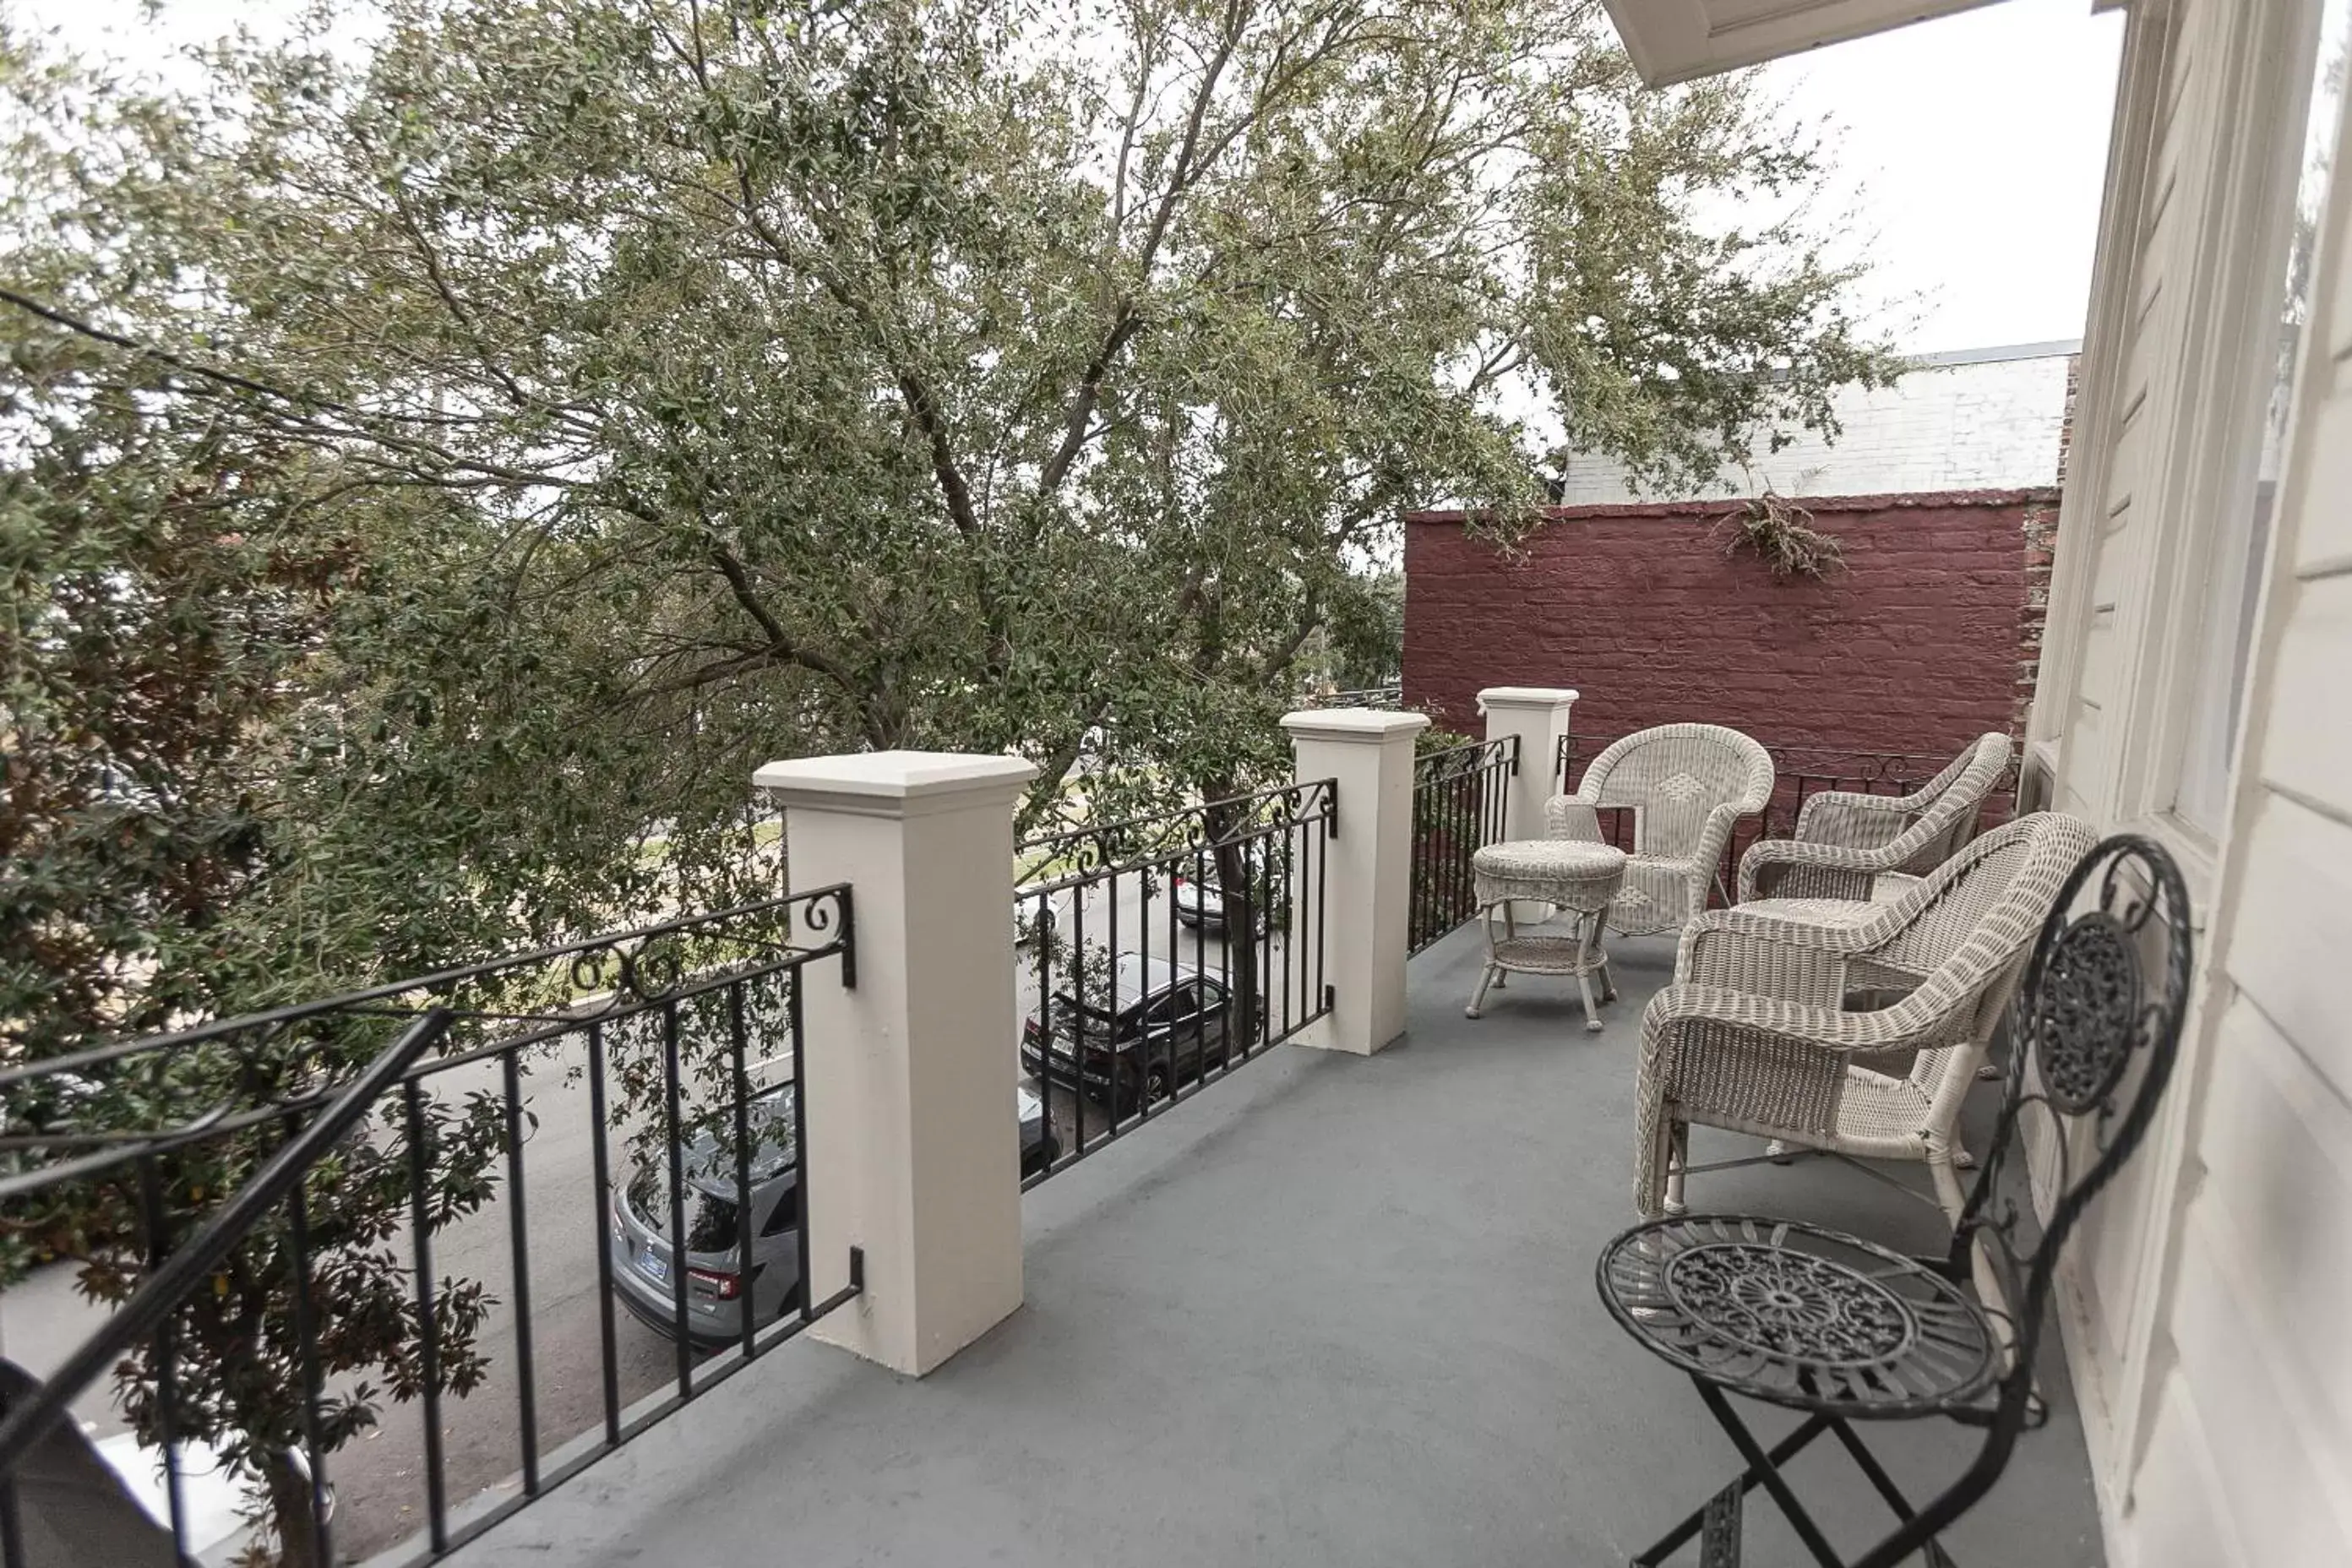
[1632,1409,1834,1565]
[1825,1417,1913,1514]
[1693,1381,1849,1568]
[1697,1481,1741,1568]
[1826,1418,1956,1563]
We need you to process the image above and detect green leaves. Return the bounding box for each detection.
[3,2,1895,1552]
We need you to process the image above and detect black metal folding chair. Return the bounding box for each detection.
[1595,834,2194,1567]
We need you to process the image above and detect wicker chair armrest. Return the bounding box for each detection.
[1675,926,1849,1006]
[1647,984,1921,1057]
[1678,903,1888,959]
[1736,836,1892,902]
[1700,798,1753,859]
[1793,789,1918,852]
[1631,983,1967,1215]
[1639,998,1852,1141]
[1545,795,1606,844]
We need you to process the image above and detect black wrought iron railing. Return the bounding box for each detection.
[1556,733,2021,902]
[1407,735,1517,955]
[1013,780,1336,1187]
[0,888,858,1568]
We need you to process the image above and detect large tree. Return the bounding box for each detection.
[14,0,1894,874]
[3,0,1894,1557]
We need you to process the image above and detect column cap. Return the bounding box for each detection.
[1278,709,1430,743]
[754,750,1039,819]
[1476,686,1579,713]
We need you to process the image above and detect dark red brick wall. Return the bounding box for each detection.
[1402,490,2061,760]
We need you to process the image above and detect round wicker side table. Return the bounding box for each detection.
[1465,841,1628,1032]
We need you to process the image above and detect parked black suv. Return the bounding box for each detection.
[1020,954,1239,1113]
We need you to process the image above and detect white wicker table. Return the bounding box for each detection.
[1466,840,1628,1032]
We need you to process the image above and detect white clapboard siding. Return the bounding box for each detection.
[2073,0,2209,827]
[2046,0,2221,1440]
[2100,24,2352,1565]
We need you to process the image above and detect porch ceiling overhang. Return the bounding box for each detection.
[1600,0,2017,86]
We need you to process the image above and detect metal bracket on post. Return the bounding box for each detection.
[836,885,858,989]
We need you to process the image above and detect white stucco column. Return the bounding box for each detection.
[1477,687,1578,925]
[1477,686,1578,840]
[752,749,1038,1376]
[1281,709,1429,1056]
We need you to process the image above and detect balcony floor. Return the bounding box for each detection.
[440,926,2107,1568]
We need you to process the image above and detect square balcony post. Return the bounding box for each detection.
[1478,687,1579,922]
[1477,686,1578,837]
[1281,709,1429,1055]
[753,750,1038,1376]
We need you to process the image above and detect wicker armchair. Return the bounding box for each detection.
[1634,810,2098,1222]
[1549,724,1774,937]
[1736,732,2013,906]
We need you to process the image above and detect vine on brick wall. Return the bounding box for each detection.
[1718,490,1844,580]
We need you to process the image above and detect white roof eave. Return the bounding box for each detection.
[1601,0,2021,88]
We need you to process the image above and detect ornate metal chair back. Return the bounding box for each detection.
[1948,833,2195,1461]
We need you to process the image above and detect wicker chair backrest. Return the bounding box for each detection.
[1579,724,1773,862]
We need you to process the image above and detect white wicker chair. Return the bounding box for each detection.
[1633,810,2098,1223]
[1549,724,1774,937]
[1735,732,2014,906]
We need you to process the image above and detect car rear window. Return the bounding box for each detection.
[627,1164,742,1252]
[760,1181,799,1237]
[1047,994,1123,1035]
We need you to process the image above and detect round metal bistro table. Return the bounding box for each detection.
[1464,840,1628,1032]
[1593,1214,2001,1568]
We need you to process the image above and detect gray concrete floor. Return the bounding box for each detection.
[436,925,2106,1568]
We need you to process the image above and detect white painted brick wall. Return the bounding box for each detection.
[1554,349,2074,504]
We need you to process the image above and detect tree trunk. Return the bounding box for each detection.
[263,1447,324,1568]
[1203,798,1262,1052]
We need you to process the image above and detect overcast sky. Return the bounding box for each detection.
[15,0,2125,355]
[1762,0,2126,354]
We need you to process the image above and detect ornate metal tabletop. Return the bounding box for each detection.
[1596,1215,2000,1419]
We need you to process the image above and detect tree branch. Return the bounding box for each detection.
[719,161,983,537]
[896,371,983,536]
[1015,689,1117,834]
[634,646,791,700]
[385,188,540,416]
[706,546,855,687]
[1035,0,1247,498]
[1254,592,1326,689]
[3,286,328,407]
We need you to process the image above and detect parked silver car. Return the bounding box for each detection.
[1170,847,1284,934]
[611,1081,1059,1349]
